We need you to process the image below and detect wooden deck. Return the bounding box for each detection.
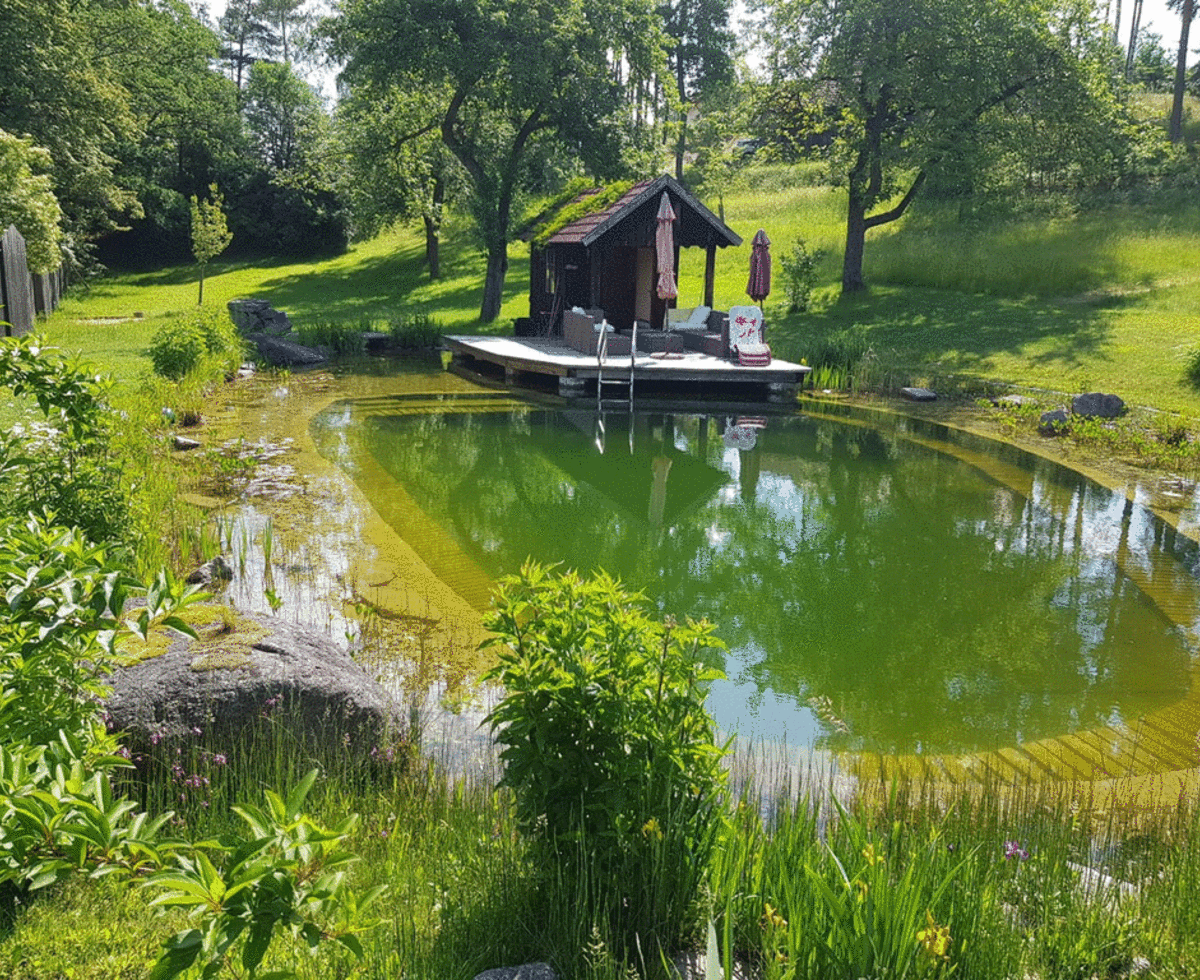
[445,334,812,403]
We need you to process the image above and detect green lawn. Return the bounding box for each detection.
[38,170,1200,417]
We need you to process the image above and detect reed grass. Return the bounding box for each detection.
[7,735,1200,980]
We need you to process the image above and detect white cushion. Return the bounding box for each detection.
[687,305,711,325]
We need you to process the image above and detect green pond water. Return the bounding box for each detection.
[311,397,1200,760]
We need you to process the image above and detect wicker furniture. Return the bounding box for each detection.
[562,309,632,356]
[666,306,731,358]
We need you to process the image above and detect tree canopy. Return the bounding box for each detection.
[329,0,668,321]
[753,0,1127,293]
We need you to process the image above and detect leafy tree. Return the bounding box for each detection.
[659,0,737,180]
[103,0,245,265]
[753,0,1124,293]
[0,130,63,273]
[1132,29,1174,91]
[1168,0,1198,141]
[330,0,667,322]
[219,0,278,94]
[244,61,323,173]
[258,0,313,64]
[0,0,141,269]
[333,81,458,279]
[189,183,232,304]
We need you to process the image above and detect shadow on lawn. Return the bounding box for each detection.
[773,287,1113,378]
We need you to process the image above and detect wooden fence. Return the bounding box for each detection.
[1,224,65,337]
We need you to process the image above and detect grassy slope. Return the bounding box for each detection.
[41,167,1200,417]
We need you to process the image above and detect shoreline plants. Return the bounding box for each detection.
[8,330,1200,979]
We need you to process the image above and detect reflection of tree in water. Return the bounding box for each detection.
[355,410,1194,756]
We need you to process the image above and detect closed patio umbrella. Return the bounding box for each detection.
[747,228,771,304]
[655,191,678,300]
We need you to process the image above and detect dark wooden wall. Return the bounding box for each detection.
[0,225,64,337]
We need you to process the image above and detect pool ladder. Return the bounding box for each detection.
[595,320,636,454]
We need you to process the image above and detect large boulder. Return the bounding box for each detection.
[228,299,293,336]
[1072,392,1126,419]
[105,612,397,755]
[245,333,327,367]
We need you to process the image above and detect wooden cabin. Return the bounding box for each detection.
[527,174,742,336]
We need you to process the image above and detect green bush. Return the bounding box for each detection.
[148,309,245,381]
[780,239,821,314]
[482,562,728,958]
[1,336,134,545]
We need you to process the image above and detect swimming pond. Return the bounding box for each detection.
[309,390,1200,780]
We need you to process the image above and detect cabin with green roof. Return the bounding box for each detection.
[525,174,742,336]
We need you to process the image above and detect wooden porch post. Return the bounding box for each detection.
[704,243,716,308]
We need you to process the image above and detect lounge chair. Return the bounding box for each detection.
[727,305,771,366]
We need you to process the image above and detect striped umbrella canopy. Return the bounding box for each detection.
[655,191,678,300]
[747,228,771,303]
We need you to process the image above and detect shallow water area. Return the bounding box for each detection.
[207,359,1200,784]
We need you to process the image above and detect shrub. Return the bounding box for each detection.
[148,318,205,380]
[148,309,246,381]
[482,562,728,957]
[1,336,134,545]
[780,239,821,314]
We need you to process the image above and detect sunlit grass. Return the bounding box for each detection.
[28,164,1200,416]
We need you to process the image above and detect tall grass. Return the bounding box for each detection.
[8,740,1200,980]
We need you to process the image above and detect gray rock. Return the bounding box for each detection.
[105,613,396,754]
[173,435,202,451]
[994,394,1037,409]
[245,333,327,367]
[186,555,234,585]
[474,965,558,980]
[228,299,294,337]
[1072,391,1126,419]
[1039,409,1070,436]
[901,386,937,401]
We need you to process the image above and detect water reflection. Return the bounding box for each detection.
[311,404,1200,759]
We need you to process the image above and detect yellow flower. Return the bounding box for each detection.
[916,910,952,964]
[862,843,883,867]
[641,817,663,841]
[761,902,788,930]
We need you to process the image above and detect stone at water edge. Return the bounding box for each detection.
[104,613,397,755]
[173,435,202,451]
[1039,408,1070,436]
[901,386,938,401]
[246,333,327,367]
[1072,392,1126,419]
[474,965,558,980]
[993,394,1038,409]
[186,555,234,585]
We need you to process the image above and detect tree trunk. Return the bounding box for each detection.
[675,49,687,181]
[842,195,868,293]
[1170,0,1195,142]
[423,176,444,280]
[480,243,508,322]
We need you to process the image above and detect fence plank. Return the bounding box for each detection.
[1,225,36,337]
